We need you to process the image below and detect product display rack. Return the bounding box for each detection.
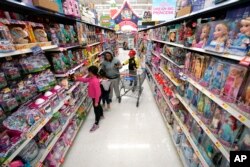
[146,65,209,167]
[0,0,115,166]
[141,0,250,166]
[151,39,244,61]
[2,96,70,166]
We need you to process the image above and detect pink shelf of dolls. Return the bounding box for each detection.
[45,45,81,52]
[160,53,185,69]
[159,67,182,87]
[0,45,58,58]
[34,95,85,166]
[172,111,209,167]
[176,93,230,161]
[1,96,70,166]
[54,62,84,77]
[186,77,250,129]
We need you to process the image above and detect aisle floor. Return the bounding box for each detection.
[63,49,183,167]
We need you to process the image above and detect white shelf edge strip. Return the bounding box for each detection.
[159,67,181,87]
[186,77,250,129]
[147,66,209,167]
[151,51,161,58]
[45,45,81,52]
[0,45,58,57]
[160,53,184,68]
[151,39,244,61]
[67,82,80,94]
[176,94,230,161]
[2,96,70,165]
[55,63,84,77]
[36,96,86,165]
[87,42,101,47]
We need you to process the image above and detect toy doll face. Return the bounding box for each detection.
[217,64,224,71]
[240,18,250,36]
[230,68,238,76]
[213,24,228,39]
[200,26,210,40]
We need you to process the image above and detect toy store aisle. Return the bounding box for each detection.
[63,49,182,167]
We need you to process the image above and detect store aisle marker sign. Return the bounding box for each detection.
[152,0,176,21]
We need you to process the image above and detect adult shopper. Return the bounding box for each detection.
[101,50,122,103]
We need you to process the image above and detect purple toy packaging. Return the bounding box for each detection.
[220,64,247,103]
[237,75,250,114]
[204,21,229,53]
[191,0,205,12]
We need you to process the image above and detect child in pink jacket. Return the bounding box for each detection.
[76,66,103,132]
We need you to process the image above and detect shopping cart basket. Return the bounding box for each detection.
[119,68,146,107]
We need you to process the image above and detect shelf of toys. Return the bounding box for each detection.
[0,1,114,166]
[140,0,250,166]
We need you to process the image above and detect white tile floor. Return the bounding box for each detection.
[63,49,183,167]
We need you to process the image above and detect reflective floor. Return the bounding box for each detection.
[63,49,183,167]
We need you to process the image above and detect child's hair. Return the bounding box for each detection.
[88,66,99,76]
[98,69,107,78]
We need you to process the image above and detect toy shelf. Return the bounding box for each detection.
[185,76,250,129]
[151,51,161,59]
[2,96,70,166]
[160,53,184,69]
[152,39,244,61]
[159,67,182,87]
[146,65,209,167]
[56,102,92,167]
[139,0,244,32]
[1,0,114,31]
[45,45,81,52]
[33,95,87,166]
[176,94,230,161]
[0,45,58,58]
[54,62,85,77]
[90,52,101,59]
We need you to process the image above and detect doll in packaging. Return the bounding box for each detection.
[197,92,205,115]
[220,64,247,103]
[237,75,250,114]
[191,121,204,145]
[192,54,205,81]
[177,23,185,44]
[201,97,216,125]
[218,112,243,148]
[236,127,250,151]
[169,29,177,43]
[192,24,211,48]
[199,58,217,87]
[52,53,67,74]
[205,21,229,53]
[54,24,66,47]
[191,87,199,108]
[185,83,194,103]
[181,137,194,166]
[209,106,223,134]
[225,17,250,56]
[0,22,15,53]
[28,22,49,44]
[184,21,196,47]
[1,59,21,81]
[209,61,230,95]
[0,72,7,89]
[184,52,192,74]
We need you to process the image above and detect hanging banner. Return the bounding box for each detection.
[152,0,176,21]
[142,10,152,22]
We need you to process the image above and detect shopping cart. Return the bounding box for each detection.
[119,68,146,107]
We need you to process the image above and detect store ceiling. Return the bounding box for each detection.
[94,0,152,17]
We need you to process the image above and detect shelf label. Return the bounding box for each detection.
[215,141,221,148]
[222,103,228,109]
[31,46,43,55]
[238,115,246,122]
[205,128,211,134]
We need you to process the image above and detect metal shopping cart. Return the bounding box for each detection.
[119,68,146,107]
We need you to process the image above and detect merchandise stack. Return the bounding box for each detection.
[140,0,250,167]
[0,1,115,166]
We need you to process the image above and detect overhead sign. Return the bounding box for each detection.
[143,11,152,22]
[100,15,111,27]
[152,0,176,21]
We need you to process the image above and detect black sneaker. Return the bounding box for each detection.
[109,99,112,103]
[118,97,121,103]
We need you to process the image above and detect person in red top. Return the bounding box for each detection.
[76,66,103,132]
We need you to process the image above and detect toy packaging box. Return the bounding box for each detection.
[209,60,230,95]
[190,120,205,145]
[0,22,15,53]
[176,23,185,44]
[220,64,247,103]
[237,74,250,115]
[201,96,217,125]
[209,106,224,134]
[218,111,243,149]
[236,127,250,151]
[204,21,230,53]
[192,23,211,48]
[28,22,51,47]
[191,0,205,12]
[199,58,217,87]
[183,20,196,47]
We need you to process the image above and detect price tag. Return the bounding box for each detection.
[215,141,221,148]
[222,103,228,109]
[238,115,246,122]
[31,46,43,55]
[209,94,214,99]
[27,133,33,139]
[198,120,202,125]
[205,128,210,134]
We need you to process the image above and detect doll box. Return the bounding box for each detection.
[29,96,52,115]
[33,0,59,12]
[52,85,67,101]
[176,6,192,17]
[0,23,15,53]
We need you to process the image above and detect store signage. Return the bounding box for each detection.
[118,21,137,29]
[152,0,176,21]
[100,15,111,27]
[143,10,152,22]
